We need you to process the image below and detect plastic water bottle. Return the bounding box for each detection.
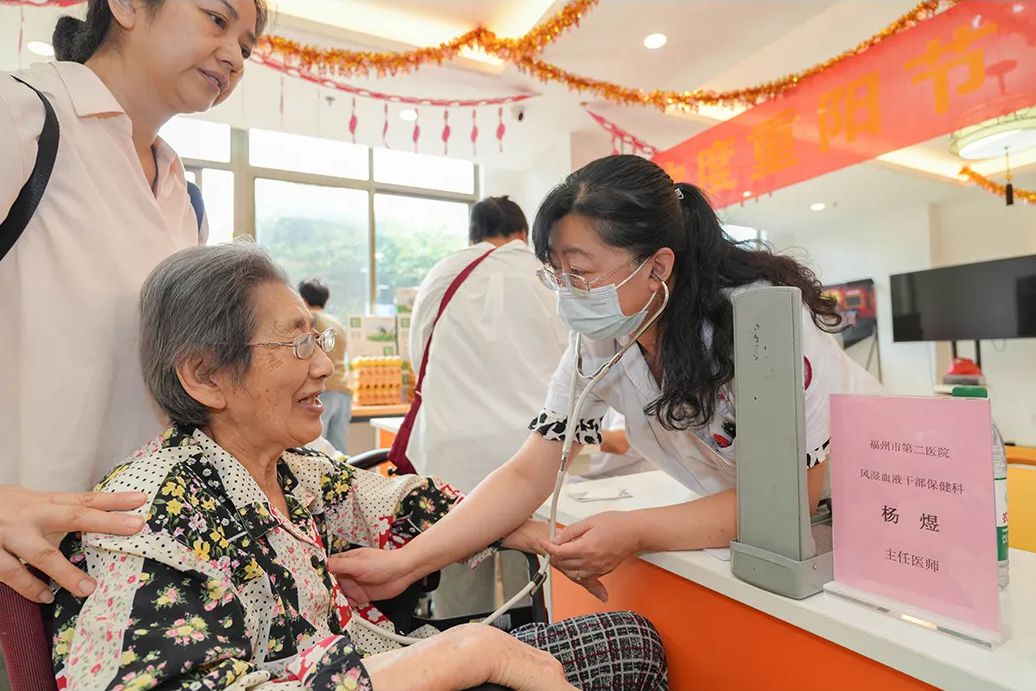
[992,423,1010,589]
[951,386,1009,589]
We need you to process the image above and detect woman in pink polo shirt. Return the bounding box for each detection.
[0,0,267,605]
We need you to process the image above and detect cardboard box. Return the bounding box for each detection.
[395,287,418,314]
[346,316,398,358]
[396,315,411,363]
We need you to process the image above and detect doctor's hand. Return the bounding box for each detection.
[327,547,419,607]
[0,484,147,602]
[542,511,639,600]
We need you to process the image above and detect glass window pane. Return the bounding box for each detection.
[256,179,371,321]
[201,169,234,245]
[373,149,475,194]
[184,169,197,184]
[160,116,230,162]
[374,194,469,312]
[249,129,369,180]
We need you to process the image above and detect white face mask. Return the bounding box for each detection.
[556,259,656,340]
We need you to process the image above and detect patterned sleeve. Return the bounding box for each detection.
[528,409,603,446]
[315,459,494,568]
[49,535,372,690]
[527,335,609,446]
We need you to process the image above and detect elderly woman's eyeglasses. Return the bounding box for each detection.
[536,256,645,296]
[248,328,337,360]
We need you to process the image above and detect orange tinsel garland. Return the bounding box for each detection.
[515,0,961,110]
[257,0,599,78]
[959,167,1036,204]
[257,0,962,110]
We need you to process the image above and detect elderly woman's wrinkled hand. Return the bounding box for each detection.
[471,624,578,691]
[0,484,146,602]
[327,546,419,606]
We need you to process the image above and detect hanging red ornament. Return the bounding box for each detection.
[18,6,24,63]
[442,110,451,156]
[382,102,390,149]
[348,97,358,143]
[278,74,285,128]
[496,107,506,153]
[611,133,619,156]
[470,109,479,157]
[412,108,421,152]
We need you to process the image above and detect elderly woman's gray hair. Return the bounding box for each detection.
[139,243,289,428]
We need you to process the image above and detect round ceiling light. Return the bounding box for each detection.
[950,107,1036,160]
[27,41,55,57]
[399,108,418,122]
[643,33,667,50]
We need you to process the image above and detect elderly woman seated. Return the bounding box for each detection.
[48,243,667,690]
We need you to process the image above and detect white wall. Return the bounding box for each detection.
[481,134,573,225]
[773,194,1036,446]
[930,193,1036,446]
[771,206,939,399]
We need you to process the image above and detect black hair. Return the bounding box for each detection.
[298,278,330,309]
[532,154,841,431]
[469,195,528,244]
[54,0,269,64]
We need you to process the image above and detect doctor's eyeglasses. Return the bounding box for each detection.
[248,328,337,359]
[536,256,646,296]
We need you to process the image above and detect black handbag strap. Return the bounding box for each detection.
[0,76,60,262]
[186,180,205,232]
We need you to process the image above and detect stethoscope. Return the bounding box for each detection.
[355,280,671,646]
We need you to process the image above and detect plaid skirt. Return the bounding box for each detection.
[512,611,668,690]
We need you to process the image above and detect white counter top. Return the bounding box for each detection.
[538,470,1036,691]
[369,416,404,434]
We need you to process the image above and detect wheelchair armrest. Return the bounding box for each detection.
[347,448,391,470]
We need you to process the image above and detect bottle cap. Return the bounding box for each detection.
[951,385,988,398]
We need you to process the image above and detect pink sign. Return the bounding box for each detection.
[830,394,999,634]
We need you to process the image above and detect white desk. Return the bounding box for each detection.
[369,416,404,436]
[540,470,1035,691]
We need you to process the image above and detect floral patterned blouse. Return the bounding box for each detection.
[49,426,487,690]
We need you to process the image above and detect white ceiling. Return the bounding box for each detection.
[2,0,1034,218]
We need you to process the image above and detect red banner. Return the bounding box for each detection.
[653,1,1036,208]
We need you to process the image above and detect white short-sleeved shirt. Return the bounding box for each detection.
[531,285,884,496]
[406,240,568,493]
[0,62,202,492]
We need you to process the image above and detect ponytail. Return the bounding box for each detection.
[53,0,119,63]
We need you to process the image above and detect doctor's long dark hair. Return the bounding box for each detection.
[532,155,841,431]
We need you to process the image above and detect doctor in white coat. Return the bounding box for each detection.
[330,155,881,605]
[405,195,567,616]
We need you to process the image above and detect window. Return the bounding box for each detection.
[169,122,479,320]
[199,169,235,245]
[249,128,369,180]
[373,194,469,312]
[255,180,371,321]
[160,117,230,163]
[374,148,475,194]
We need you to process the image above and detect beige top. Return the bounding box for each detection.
[0,61,202,492]
[312,310,350,394]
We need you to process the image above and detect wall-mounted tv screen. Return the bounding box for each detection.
[890,254,1036,342]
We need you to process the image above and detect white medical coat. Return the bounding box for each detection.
[537,285,884,496]
[407,240,568,492]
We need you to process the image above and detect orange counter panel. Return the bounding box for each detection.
[552,558,934,691]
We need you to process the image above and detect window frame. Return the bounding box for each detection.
[181,128,480,313]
